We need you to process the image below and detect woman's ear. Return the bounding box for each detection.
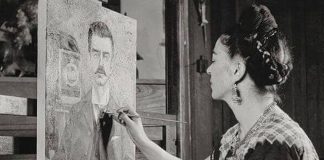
[232,59,246,82]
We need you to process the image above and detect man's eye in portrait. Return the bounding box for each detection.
[92,50,100,58]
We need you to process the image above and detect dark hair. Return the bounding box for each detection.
[58,31,80,53]
[88,21,114,52]
[223,4,293,94]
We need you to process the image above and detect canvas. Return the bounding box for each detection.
[45,0,137,159]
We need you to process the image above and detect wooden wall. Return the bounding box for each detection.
[188,0,214,159]
[188,0,324,159]
[266,0,324,158]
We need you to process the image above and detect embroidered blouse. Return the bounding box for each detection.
[211,103,319,160]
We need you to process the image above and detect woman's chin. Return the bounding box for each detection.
[211,92,226,101]
[211,94,220,100]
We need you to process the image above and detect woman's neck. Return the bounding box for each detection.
[225,88,274,138]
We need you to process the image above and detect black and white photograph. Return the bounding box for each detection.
[0,0,324,160]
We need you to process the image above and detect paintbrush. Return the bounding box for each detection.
[104,111,187,124]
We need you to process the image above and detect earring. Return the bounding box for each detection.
[232,83,242,105]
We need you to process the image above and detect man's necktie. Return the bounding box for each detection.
[99,112,113,150]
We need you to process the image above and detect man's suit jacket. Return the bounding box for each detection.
[53,91,134,160]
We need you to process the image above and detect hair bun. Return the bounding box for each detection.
[276,63,291,84]
[247,29,292,86]
[225,4,293,89]
[238,5,278,40]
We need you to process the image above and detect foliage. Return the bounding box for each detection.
[0,0,37,77]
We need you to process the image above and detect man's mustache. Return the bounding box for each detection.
[95,66,107,76]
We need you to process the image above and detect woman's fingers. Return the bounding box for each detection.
[119,112,134,126]
[117,107,141,123]
[111,113,120,123]
[117,107,137,115]
[116,107,149,146]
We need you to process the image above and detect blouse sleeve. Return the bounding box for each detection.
[244,140,302,160]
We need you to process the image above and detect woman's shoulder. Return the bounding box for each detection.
[257,108,312,148]
[218,106,319,160]
[249,107,319,159]
[218,110,306,148]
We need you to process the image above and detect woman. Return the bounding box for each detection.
[117,4,319,160]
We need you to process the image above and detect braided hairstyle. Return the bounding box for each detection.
[224,4,293,94]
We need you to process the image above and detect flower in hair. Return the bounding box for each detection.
[244,33,258,42]
[256,40,262,51]
[261,28,278,44]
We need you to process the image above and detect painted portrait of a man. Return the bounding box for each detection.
[46,0,136,159]
[53,21,132,160]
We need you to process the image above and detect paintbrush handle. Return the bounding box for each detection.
[127,114,187,124]
[104,111,187,124]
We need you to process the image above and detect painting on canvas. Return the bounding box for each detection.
[45,0,137,159]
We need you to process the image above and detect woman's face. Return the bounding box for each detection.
[207,36,234,100]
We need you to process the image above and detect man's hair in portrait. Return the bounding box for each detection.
[88,21,114,52]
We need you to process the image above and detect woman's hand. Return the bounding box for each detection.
[116,107,181,160]
[116,107,150,147]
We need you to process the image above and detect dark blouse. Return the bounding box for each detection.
[213,140,302,160]
[242,140,301,160]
